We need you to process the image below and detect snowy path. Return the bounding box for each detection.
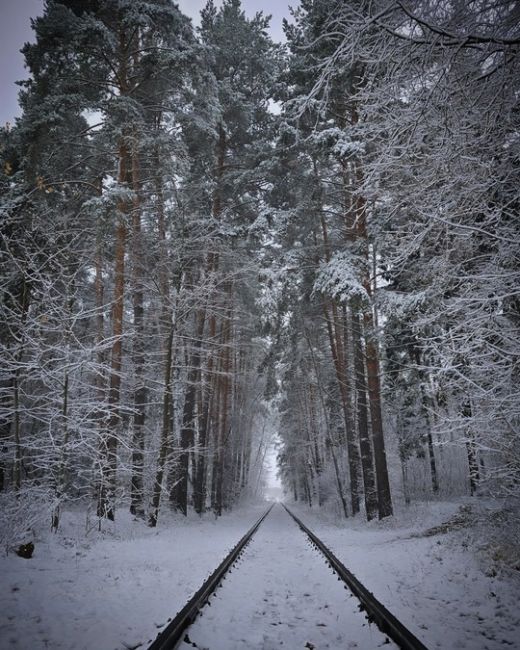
[179,504,396,650]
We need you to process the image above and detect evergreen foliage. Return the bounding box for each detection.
[1,0,518,535]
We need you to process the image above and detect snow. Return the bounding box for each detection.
[0,503,267,650]
[2,499,519,650]
[180,504,396,649]
[313,251,368,305]
[290,499,520,650]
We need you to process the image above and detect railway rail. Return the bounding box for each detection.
[282,504,429,650]
[148,503,429,650]
[148,504,273,650]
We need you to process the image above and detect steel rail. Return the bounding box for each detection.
[147,504,274,650]
[283,503,429,650]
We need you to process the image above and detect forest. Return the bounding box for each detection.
[1,0,519,544]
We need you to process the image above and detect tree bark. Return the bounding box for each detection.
[318,209,361,514]
[148,320,175,527]
[353,156,393,519]
[130,141,146,517]
[463,400,480,495]
[96,135,130,521]
[351,309,378,520]
[212,301,232,516]
[193,313,217,514]
[97,28,132,521]
[304,329,349,518]
[172,309,206,514]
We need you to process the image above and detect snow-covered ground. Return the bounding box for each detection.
[0,503,267,650]
[180,504,395,649]
[291,498,520,650]
[1,498,519,650]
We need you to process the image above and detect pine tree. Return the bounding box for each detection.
[279,0,393,518]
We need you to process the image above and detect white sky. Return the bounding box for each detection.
[0,0,297,126]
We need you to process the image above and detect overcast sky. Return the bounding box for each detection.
[0,0,297,126]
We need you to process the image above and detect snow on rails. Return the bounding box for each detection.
[148,504,428,650]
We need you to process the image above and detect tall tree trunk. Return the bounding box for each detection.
[172,309,206,514]
[318,210,361,514]
[211,327,225,513]
[364,319,393,518]
[322,299,360,514]
[93,206,107,514]
[97,136,131,520]
[215,324,231,516]
[148,134,180,526]
[193,364,206,513]
[419,374,439,494]
[212,301,232,516]
[148,320,175,527]
[351,309,378,520]
[353,154,393,519]
[97,28,132,521]
[130,141,147,517]
[193,313,217,514]
[307,383,324,506]
[304,329,349,518]
[207,122,228,514]
[97,224,125,520]
[463,400,480,495]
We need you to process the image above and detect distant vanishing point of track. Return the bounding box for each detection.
[148,503,429,650]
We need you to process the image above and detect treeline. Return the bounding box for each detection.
[0,0,280,533]
[270,0,520,517]
[1,0,519,536]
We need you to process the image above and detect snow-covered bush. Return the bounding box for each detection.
[0,487,56,555]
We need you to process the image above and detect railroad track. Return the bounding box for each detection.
[148,503,428,650]
[282,504,428,650]
[148,504,274,650]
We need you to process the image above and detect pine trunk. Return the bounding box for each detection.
[173,310,206,515]
[193,313,217,514]
[351,310,378,520]
[96,136,130,521]
[130,144,146,517]
[319,208,361,514]
[97,28,131,521]
[148,321,175,527]
[353,154,393,520]
[322,300,361,514]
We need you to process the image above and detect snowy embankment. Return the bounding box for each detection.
[292,499,520,650]
[0,503,267,650]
